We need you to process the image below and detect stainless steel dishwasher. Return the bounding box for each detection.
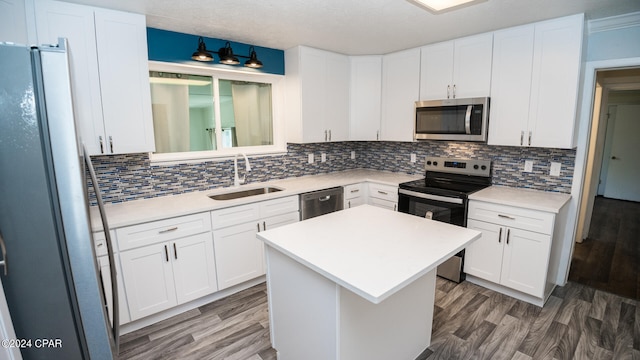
[299,186,344,220]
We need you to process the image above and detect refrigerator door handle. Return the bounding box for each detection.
[84,146,119,352]
[0,231,7,276]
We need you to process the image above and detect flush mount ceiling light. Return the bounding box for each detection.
[407,0,487,14]
[191,37,263,69]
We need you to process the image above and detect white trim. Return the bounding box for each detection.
[588,11,640,34]
[560,56,640,285]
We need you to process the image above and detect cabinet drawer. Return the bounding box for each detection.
[211,203,260,230]
[344,183,364,200]
[368,183,398,202]
[117,212,211,251]
[93,230,117,256]
[259,196,299,218]
[468,200,555,235]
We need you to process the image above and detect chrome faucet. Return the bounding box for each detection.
[233,153,251,187]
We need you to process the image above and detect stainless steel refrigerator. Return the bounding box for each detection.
[0,40,118,359]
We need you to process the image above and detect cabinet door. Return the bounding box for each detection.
[94,9,155,154]
[299,47,327,143]
[419,41,454,100]
[500,228,551,297]
[345,197,366,209]
[487,25,535,147]
[528,14,583,148]
[381,48,420,141]
[97,255,131,325]
[262,212,300,231]
[324,52,350,142]
[120,243,177,320]
[452,33,493,99]
[213,222,264,290]
[368,198,397,211]
[172,233,218,304]
[350,56,382,141]
[35,0,105,155]
[464,219,504,284]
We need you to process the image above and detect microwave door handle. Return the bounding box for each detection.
[465,105,472,134]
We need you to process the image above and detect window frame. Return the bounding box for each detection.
[148,61,286,164]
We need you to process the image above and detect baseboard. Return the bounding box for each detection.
[465,275,555,307]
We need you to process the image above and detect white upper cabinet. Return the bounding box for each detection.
[285,46,349,143]
[488,14,584,148]
[0,0,29,43]
[381,48,421,142]
[35,0,155,155]
[420,33,493,100]
[349,56,382,141]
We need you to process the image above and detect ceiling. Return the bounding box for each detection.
[61,0,640,55]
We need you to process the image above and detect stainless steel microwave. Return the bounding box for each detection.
[414,97,489,142]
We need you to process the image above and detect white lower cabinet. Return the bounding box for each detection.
[367,183,398,211]
[212,196,299,290]
[464,200,556,304]
[344,183,365,209]
[119,225,217,321]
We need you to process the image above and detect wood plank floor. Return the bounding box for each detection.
[569,196,640,300]
[119,277,640,360]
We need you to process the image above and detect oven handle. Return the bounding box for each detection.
[399,189,464,205]
[465,105,472,134]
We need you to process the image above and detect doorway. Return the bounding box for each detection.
[569,68,640,300]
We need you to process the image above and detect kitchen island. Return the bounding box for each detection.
[257,205,481,360]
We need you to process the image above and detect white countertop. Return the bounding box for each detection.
[92,169,422,230]
[469,186,571,213]
[257,205,481,304]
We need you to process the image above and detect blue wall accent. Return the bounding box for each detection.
[146,28,285,75]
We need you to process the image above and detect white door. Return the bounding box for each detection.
[172,233,218,304]
[500,228,550,297]
[603,105,640,201]
[213,222,264,290]
[464,220,504,283]
[0,277,22,360]
[120,243,177,320]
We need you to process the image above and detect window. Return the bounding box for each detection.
[148,61,284,162]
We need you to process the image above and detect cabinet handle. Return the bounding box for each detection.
[393,204,397,211]
[324,130,328,142]
[263,221,266,231]
[256,223,260,232]
[498,227,502,243]
[378,191,388,195]
[173,243,177,259]
[453,84,456,99]
[164,245,169,262]
[109,136,114,153]
[528,131,532,146]
[447,85,451,99]
[348,200,351,208]
[159,226,178,234]
[506,229,511,245]
[99,136,104,154]
[329,130,332,141]
[350,189,360,193]
[376,130,379,141]
[498,214,515,220]
[520,131,524,146]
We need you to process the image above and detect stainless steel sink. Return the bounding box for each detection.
[209,187,283,201]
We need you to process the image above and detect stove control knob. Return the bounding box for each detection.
[473,165,479,170]
[481,165,487,170]
[426,161,432,165]
[433,161,438,166]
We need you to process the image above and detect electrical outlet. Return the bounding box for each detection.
[550,162,561,176]
[351,151,356,160]
[524,160,533,172]
[411,153,417,163]
[308,153,314,164]
[321,153,326,163]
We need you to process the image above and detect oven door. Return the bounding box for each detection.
[398,188,468,283]
[397,189,467,226]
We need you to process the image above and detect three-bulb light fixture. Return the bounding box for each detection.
[191,37,263,69]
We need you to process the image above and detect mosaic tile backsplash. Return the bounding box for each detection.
[89,141,576,204]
